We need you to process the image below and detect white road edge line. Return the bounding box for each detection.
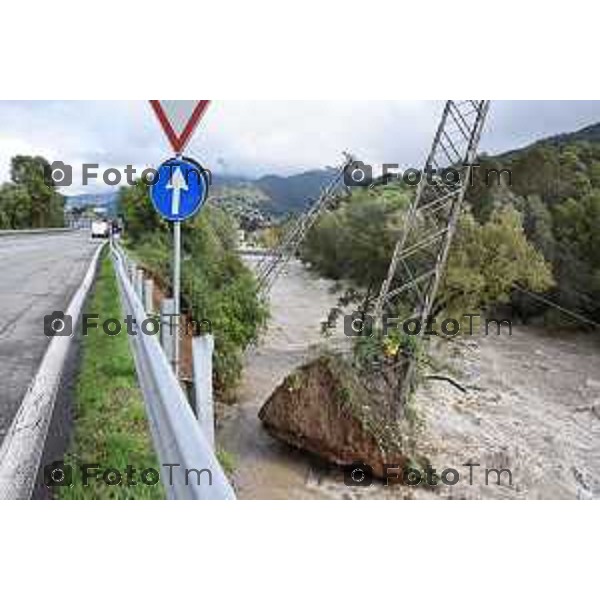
[0,241,106,500]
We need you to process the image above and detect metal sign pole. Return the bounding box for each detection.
[173,219,181,377]
[172,152,183,377]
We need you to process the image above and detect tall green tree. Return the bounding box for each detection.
[439,207,554,319]
[0,183,32,229]
[552,192,600,319]
[0,155,64,229]
[11,155,64,228]
[302,185,410,285]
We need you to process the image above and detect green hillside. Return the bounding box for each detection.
[464,127,600,324]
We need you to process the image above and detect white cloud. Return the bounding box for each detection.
[0,100,600,194]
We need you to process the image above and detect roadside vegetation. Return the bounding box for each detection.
[302,182,553,326]
[0,155,64,229]
[58,249,164,499]
[303,140,600,328]
[118,180,268,398]
[467,143,600,324]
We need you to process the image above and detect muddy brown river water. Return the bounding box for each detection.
[218,258,600,500]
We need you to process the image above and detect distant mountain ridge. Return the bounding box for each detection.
[540,122,600,146]
[64,191,119,211]
[210,169,336,217]
[253,168,337,215]
[64,168,338,218]
[499,121,600,160]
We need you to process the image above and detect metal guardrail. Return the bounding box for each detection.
[111,242,235,500]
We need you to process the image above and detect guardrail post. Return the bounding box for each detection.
[135,268,144,300]
[160,298,176,369]
[144,279,154,314]
[192,335,215,449]
[128,261,137,283]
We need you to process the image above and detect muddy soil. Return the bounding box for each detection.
[218,258,600,500]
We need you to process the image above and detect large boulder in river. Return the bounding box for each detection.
[258,353,408,478]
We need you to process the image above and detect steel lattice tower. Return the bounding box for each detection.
[255,154,354,295]
[374,100,491,413]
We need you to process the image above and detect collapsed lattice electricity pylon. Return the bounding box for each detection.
[255,154,354,295]
[253,101,490,419]
[374,100,491,416]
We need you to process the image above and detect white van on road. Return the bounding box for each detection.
[91,220,110,239]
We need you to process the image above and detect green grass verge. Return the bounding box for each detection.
[216,448,236,477]
[58,249,165,499]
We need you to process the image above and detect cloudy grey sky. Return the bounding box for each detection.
[1,100,600,194]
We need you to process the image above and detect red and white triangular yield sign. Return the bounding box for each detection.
[149,100,211,154]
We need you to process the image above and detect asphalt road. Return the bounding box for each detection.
[0,232,99,444]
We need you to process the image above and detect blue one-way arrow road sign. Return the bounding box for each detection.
[150,157,209,221]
